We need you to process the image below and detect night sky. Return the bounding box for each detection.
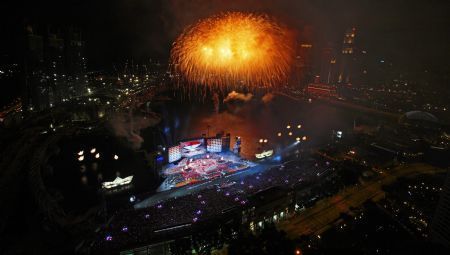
[1,0,450,72]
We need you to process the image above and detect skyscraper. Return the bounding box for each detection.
[65,27,87,78]
[292,25,314,88]
[22,24,46,111]
[21,23,87,111]
[294,43,313,88]
[65,27,87,98]
[320,44,337,84]
[338,27,356,84]
[46,26,65,106]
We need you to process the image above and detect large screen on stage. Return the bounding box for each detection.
[168,145,181,163]
[207,138,222,153]
[180,138,206,157]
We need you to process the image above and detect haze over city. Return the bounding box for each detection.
[0,1,449,254]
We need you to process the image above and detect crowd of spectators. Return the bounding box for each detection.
[92,156,339,252]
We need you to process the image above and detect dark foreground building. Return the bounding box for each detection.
[431,172,450,248]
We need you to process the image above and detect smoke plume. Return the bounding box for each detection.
[223,91,253,103]
[109,110,161,150]
[261,93,275,104]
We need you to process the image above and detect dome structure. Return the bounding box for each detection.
[403,111,439,123]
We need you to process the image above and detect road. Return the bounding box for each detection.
[278,163,445,238]
[276,91,400,121]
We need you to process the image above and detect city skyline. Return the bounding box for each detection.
[1,0,450,69]
[0,1,449,255]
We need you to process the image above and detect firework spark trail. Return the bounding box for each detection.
[170,12,296,92]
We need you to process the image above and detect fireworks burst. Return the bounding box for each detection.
[170,12,295,92]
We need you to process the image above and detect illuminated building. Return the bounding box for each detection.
[22,24,45,111]
[338,27,356,84]
[320,44,337,84]
[293,25,314,88]
[21,23,87,112]
[65,27,87,78]
[242,187,293,231]
[46,26,65,106]
[65,27,88,98]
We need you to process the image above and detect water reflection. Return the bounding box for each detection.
[160,94,357,159]
[47,94,362,214]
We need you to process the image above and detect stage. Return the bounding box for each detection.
[134,160,269,210]
[157,151,255,192]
